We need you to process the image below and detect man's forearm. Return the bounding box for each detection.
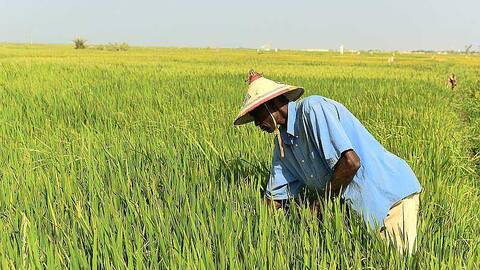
[327,171,356,197]
[326,150,361,197]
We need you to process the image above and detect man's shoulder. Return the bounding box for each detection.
[297,95,333,112]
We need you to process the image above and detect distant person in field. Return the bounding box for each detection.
[448,73,457,90]
[233,70,422,255]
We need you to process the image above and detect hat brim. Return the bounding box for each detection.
[233,86,304,126]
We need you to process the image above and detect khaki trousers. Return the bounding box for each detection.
[380,193,420,255]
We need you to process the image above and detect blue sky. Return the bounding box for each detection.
[1,0,478,51]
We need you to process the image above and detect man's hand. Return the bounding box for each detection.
[265,198,286,209]
[326,149,360,198]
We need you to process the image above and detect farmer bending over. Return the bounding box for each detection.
[233,70,422,255]
[448,73,457,90]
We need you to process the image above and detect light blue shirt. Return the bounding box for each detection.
[266,96,422,228]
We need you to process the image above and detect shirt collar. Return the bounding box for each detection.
[286,101,296,137]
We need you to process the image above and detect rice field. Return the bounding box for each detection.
[0,44,479,269]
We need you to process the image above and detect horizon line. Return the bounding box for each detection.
[0,41,478,54]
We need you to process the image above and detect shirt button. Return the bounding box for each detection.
[310,174,314,178]
[295,144,298,147]
[301,160,305,163]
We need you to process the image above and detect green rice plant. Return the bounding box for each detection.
[0,44,478,269]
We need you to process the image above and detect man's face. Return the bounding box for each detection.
[250,104,276,133]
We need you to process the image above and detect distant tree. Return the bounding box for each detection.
[113,42,129,51]
[94,42,129,51]
[465,44,473,54]
[73,38,87,49]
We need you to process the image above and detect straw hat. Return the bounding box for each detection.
[233,70,304,125]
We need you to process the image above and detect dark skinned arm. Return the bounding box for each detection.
[325,149,361,198]
[265,150,360,210]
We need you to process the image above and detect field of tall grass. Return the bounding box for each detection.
[0,44,479,269]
